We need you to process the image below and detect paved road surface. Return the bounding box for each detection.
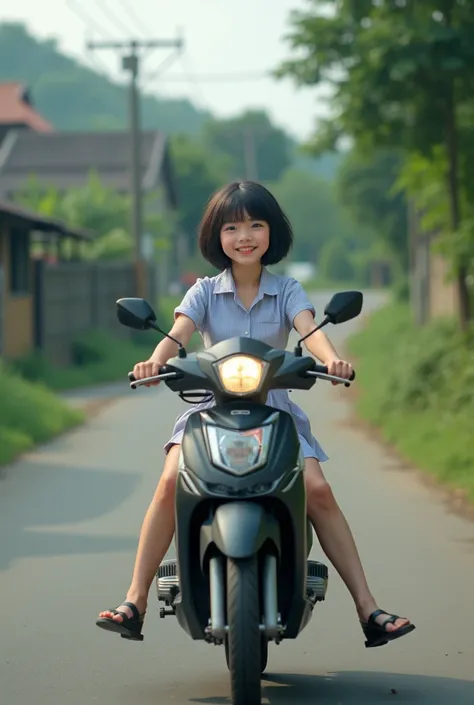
[1,291,473,705]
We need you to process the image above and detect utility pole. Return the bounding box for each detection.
[86,37,183,298]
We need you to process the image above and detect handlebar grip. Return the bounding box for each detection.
[313,365,356,382]
[127,366,170,389]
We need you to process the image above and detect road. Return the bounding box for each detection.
[1,291,473,705]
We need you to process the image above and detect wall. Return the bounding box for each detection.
[0,220,33,358]
[34,260,158,365]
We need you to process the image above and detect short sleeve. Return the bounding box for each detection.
[174,278,209,330]
[284,278,315,328]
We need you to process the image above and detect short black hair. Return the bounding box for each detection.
[198,181,293,270]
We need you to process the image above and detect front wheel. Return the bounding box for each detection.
[225,634,268,675]
[226,556,262,705]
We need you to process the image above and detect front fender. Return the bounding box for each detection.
[200,502,280,566]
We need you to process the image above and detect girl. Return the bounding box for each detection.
[96,181,414,649]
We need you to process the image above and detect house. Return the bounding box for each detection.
[0,82,54,142]
[0,129,178,212]
[0,199,89,358]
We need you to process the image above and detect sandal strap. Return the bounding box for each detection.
[121,601,143,620]
[367,609,387,626]
[366,609,401,629]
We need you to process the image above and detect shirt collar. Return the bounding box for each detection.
[214,267,278,296]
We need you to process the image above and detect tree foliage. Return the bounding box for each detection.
[203,110,292,182]
[336,149,409,268]
[277,0,474,326]
[14,173,174,260]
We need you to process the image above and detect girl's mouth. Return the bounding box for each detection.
[236,246,257,254]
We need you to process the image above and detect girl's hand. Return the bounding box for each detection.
[133,359,163,387]
[326,358,353,386]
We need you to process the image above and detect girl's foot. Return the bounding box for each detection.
[96,599,147,641]
[359,604,415,648]
[98,599,146,624]
[359,605,411,632]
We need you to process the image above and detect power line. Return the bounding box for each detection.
[95,0,132,37]
[66,0,113,39]
[143,71,271,83]
[117,0,151,38]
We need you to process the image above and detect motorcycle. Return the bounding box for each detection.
[116,290,362,705]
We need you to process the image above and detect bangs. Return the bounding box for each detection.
[215,183,272,227]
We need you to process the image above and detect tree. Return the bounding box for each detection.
[276,0,474,328]
[14,173,174,260]
[336,149,409,269]
[170,134,231,257]
[203,110,292,182]
[270,168,352,262]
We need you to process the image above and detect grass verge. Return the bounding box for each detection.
[0,361,84,466]
[347,303,474,503]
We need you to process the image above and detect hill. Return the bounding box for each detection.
[0,22,209,134]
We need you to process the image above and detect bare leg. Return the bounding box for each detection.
[304,457,411,632]
[98,445,180,623]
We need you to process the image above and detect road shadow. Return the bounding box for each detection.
[0,456,141,570]
[191,670,474,704]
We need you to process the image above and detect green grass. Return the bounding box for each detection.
[347,303,474,502]
[0,361,84,465]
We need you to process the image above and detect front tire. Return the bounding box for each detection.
[226,556,262,705]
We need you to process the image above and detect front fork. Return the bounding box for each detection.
[206,553,283,644]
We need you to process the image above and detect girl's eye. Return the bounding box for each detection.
[224,225,236,231]
[252,223,263,228]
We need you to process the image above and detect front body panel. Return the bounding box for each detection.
[173,401,312,640]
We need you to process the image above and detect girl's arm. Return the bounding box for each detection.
[293,309,353,382]
[149,314,197,364]
[133,314,197,384]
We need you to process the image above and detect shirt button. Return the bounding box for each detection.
[245,331,249,335]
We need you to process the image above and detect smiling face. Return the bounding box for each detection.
[198,181,294,271]
[220,213,270,266]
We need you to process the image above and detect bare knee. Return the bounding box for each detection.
[305,473,337,512]
[153,445,180,506]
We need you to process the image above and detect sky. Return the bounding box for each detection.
[0,0,332,141]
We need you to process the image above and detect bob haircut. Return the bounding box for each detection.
[198,181,293,270]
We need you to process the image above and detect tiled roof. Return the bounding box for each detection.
[0,198,90,240]
[0,130,177,206]
[0,82,54,132]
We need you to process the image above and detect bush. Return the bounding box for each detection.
[348,303,474,501]
[0,361,83,465]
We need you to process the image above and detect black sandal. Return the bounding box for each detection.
[361,609,416,648]
[95,601,145,641]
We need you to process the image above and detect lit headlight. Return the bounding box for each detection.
[207,424,273,475]
[215,355,268,395]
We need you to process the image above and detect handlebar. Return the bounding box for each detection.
[127,365,356,390]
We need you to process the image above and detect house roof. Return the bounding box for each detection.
[0,199,90,240]
[0,82,54,132]
[0,130,178,208]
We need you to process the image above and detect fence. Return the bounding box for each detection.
[34,260,157,364]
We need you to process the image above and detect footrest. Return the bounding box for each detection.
[306,560,328,602]
[156,559,180,604]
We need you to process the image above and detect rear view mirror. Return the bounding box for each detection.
[116,297,157,330]
[324,291,363,324]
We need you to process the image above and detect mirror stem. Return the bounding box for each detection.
[294,317,330,356]
[149,322,187,358]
